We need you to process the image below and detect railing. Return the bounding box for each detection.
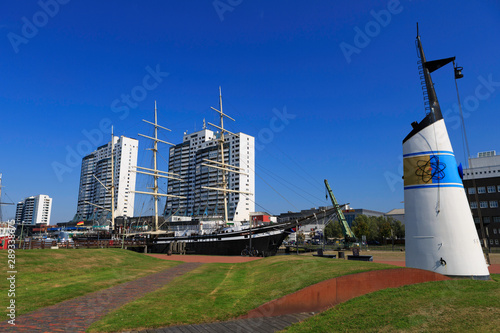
[11,239,147,250]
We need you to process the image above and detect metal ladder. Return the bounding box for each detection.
[417,60,431,115]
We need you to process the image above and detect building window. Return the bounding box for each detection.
[494,228,498,235]
[477,187,486,194]
[496,239,499,245]
[484,217,491,223]
[494,217,500,223]
[498,185,500,192]
[490,201,498,208]
[470,201,478,209]
[480,201,488,208]
[491,239,494,245]
[468,187,476,194]
[488,186,496,193]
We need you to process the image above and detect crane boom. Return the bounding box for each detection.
[324,179,356,239]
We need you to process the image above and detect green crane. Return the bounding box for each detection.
[324,179,356,245]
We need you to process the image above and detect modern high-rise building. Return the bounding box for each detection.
[463,150,500,244]
[76,136,138,220]
[15,194,52,225]
[164,128,255,222]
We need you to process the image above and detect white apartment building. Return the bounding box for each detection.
[76,136,138,220]
[15,194,52,225]
[164,128,255,222]
[463,150,500,231]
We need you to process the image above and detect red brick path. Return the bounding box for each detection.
[240,268,450,319]
[0,262,201,332]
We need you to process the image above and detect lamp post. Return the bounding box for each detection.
[19,221,25,249]
[121,217,127,249]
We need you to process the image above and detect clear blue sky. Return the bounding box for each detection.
[1,1,499,223]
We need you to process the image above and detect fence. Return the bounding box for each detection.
[12,239,146,250]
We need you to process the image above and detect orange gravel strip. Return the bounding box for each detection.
[146,253,263,263]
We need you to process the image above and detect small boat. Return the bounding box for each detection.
[403,25,490,279]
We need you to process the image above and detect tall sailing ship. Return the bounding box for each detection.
[403,26,490,279]
[133,90,328,256]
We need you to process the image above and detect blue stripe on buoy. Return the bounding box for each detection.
[403,150,454,158]
[404,183,464,190]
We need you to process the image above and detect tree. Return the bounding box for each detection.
[324,220,343,239]
[296,231,305,244]
[391,219,405,239]
[378,218,392,242]
[352,215,369,239]
[367,216,379,241]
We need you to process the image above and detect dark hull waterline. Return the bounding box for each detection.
[149,223,295,257]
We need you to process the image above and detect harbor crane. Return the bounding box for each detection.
[324,179,356,247]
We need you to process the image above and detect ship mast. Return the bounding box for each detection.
[0,174,7,222]
[415,23,455,120]
[133,101,185,232]
[203,87,252,225]
[404,24,456,143]
[218,89,228,224]
[0,174,3,222]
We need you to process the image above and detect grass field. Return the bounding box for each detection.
[88,255,394,332]
[283,274,500,332]
[0,249,179,315]
[2,249,498,332]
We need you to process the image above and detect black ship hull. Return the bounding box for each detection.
[148,222,295,257]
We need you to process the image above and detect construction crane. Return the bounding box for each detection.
[324,179,356,247]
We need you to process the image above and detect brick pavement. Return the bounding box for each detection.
[128,313,314,333]
[0,262,201,333]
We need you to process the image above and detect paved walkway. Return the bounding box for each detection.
[146,253,262,263]
[129,313,313,333]
[0,262,201,333]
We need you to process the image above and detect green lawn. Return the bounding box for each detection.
[88,255,394,332]
[5,249,495,333]
[0,248,179,315]
[283,274,500,333]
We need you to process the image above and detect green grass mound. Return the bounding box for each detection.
[0,249,179,315]
[284,274,500,333]
[89,255,394,332]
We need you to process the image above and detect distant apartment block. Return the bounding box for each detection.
[463,150,500,246]
[76,136,138,220]
[164,128,255,222]
[15,194,52,225]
